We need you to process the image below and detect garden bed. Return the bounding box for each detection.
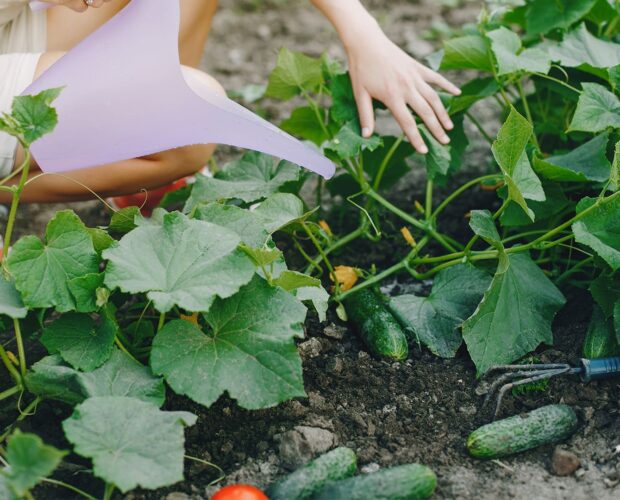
[2,1,619,499]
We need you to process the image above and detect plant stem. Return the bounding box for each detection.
[302,222,338,291]
[373,135,404,190]
[516,79,541,151]
[432,174,503,220]
[103,483,115,500]
[555,257,595,286]
[304,225,366,274]
[532,72,580,94]
[425,181,433,219]
[157,313,166,332]
[465,111,494,145]
[0,385,21,402]
[41,479,96,500]
[12,319,26,378]
[2,149,30,265]
[0,344,21,385]
[366,189,458,253]
[303,91,331,139]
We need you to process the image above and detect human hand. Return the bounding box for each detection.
[39,0,113,12]
[345,24,461,154]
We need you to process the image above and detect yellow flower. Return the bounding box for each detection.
[180,312,200,326]
[318,220,333,237]
[400,227,416,247]
[331,265,359,291]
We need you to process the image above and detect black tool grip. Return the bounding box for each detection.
[579,357,620,382]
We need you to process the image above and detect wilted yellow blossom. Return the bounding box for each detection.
[330,265,359,291]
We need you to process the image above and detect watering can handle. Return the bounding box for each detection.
[579,357,620,382]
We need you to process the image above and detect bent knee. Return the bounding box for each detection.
[181,66,226,98]
[153,143,215,179]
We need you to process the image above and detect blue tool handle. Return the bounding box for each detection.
[579,357,620,382]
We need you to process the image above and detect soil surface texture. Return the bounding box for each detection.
[1,1,618,499]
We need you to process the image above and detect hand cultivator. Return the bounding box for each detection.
[481,357,620,420]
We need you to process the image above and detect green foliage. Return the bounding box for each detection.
[6,210,100,312]
[63,397,196,492]
[151,275,307,409]
[390,265,491,357]
[1,2,620,496]
[0,431,65,497]
[103,211,256,313]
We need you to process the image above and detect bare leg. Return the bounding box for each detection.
[0,52,224,204]
[46,0,219,67]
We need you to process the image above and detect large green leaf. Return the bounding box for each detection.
[573,197,620,270]
[420,115,469,183]
[389,265,491,358]
[362,136,415,189]
[499,182,572,227]
[194,203,269,247]
[525,0,598,35]
[533,132,611,182]
[448,77,500,115]
[265,48,324,100]
[280,106,330,146]
[295,286,330,323]
[329,73,358,125]
[27,350,165,406]
[546,23,620,69]
[184,152,302,210]
[441,35,492,72]
[469,210,502,248]
[63,397,196,493]
[151,275,307,409]
[6,210,99,312]
[492,108,545,219]
[40,308,117,371]
[1,431,65,497]
[103,212,255,313]
[462,253,566,374]
[487,27,551,76]
[590,272,620,318]
[253,193,308,233]
[326,121,382,160]
[568,83,620,133]
[0,275,26,319]
[0,88,62,146]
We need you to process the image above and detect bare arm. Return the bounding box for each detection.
[311,0,460,154]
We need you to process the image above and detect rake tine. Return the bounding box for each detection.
[492,367,571,420]
[481,369,554,410]
[485,363,570,375]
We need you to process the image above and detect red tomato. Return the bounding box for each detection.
[111,177,188,216]
[211,484,268,500]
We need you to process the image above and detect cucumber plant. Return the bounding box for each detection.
[0,91,328,496]
[199,0,620,375]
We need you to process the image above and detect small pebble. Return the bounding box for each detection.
[551,447,580,476]
[323,323,347,340]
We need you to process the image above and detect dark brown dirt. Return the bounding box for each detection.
[1,1,619,499]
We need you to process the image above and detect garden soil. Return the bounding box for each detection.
[2,1,618,499]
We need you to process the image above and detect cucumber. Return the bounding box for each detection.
[583,305,620,359]
[467,404,578,459]
[344,289,408,360]
[266,447,357,500]
[312,463,436,500]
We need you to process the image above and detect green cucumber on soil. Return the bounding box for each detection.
[467,404,578,459]
[583,306,620,359]
[311,463,436,500]
[266,447,357,500]
[343,289,408,360]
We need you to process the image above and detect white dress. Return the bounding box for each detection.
[0,0,47,176]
